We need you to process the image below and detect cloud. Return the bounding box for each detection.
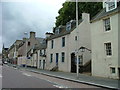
[1,0,66,52]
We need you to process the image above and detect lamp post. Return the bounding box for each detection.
[24,32,28,68]
[76,0,79,77]
[79,46,91,53]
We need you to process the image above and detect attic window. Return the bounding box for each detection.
[66,22,71,31]
[108,2,115,10]
[106,1,117,12]
[55,28,60,34]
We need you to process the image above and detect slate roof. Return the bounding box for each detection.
[47,19,83,40]
[91,5,120,22]
[36,37,44,42]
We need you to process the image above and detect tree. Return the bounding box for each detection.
[55,2,102,27]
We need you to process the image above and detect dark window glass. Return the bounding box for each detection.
[50,54,53,63]
[62,37,65,47]
[51,40,54,49]
[104,18,111,31]
[61,52,65,62]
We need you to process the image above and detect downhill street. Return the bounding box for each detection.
[1,65,109,89]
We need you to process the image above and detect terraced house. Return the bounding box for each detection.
[8,40,22,64]
[46,13,91,73]
[91,1,120,79]
[17,31,44,67]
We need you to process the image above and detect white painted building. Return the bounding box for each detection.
[37,48,46,69]
[46,13,91,73]
[91,1,120,79]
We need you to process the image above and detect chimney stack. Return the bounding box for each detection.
[82,13,90,22]
[30,31,35,39]
[45,32,53,38]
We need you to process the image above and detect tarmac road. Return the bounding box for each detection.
[2,65,109,89]
[2,65,60,89]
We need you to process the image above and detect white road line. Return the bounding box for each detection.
[22,73,32,77]
[53,85,68,88]
[0,74,2,78]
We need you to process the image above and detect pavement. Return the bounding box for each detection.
[7,64,120,90]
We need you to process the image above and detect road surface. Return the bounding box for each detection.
[2,65,109,89]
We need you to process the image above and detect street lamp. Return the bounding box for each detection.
[79,46,85,52]
[76,0,79,77]
[79,46,91,53]
[24,32,28,68]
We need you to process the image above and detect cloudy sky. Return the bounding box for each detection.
[0,0,66,53]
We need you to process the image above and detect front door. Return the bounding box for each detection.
[56,53,59,65]
[71,53,76,73]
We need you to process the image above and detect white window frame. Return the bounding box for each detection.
[55,28,60,34]
[66,22,71,31]
[110,67,116,74]
[50,54,53,63]
[104,18,111,31]
[106,0,117,12]
[61,52,65,62]
[105,42,112,56]
[40,50,42,56]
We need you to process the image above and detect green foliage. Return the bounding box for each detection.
[55,2,102,27]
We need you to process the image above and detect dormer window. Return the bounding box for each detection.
[66,22,71,31]
[105,0,117,12]
[108,2,115,10]
[55,28,60,34]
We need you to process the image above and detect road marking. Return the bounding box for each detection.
[0,74,2,78]
[22,73,32,77]
[53,85,68,88]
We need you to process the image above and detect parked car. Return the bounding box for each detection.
[4,61,8,64]
[13,65,18,68]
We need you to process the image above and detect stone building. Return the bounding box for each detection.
[46,13,91,73]
[91,1,120,79]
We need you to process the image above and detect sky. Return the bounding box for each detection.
[0,0,66,53]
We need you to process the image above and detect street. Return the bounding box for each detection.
[0,65,2,89]
[2,65,109,89]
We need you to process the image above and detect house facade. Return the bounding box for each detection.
[91,1,120,79]
[2,45,9,63]
[17,38,27,66]
[8,40,22,64]
[36,42,47,69]
[17,31,44,67]
[46,13,91,73]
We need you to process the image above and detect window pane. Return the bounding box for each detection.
[111,67,115,73]
[61,52,65,62]
[104,18,111,31]
[62,37,65,47]
[105,43,112,56]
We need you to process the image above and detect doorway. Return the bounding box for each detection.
[71,53,76,73]
[43,60,45,70]
[39,60,41,68]
[56,53,59,65]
